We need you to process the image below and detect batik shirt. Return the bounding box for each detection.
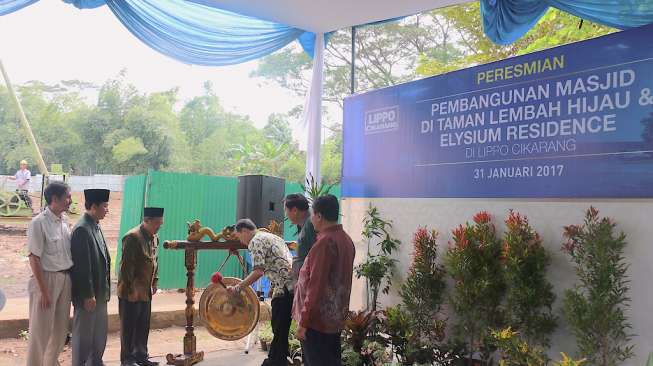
[292,224,355,334]
[248,231,293,298]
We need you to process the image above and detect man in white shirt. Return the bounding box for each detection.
[26,181,73,366]
[8,159,34,213]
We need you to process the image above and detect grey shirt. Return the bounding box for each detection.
[291,215,317,281]
[27,207,73,272]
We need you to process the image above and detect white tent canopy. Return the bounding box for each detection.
[192,0,469,33]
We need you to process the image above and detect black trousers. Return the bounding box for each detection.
[302,328,342,366]
[119,298,152,363]
[264,289,293,366]
[17,190,32,209]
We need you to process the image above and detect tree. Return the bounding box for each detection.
[111,136,148,173]
[417,5,615,76]
[263,113,294,147]
[179,81,224,144]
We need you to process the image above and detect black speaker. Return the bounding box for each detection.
[237,175,285,233]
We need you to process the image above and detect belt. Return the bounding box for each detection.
[57,269,71,274]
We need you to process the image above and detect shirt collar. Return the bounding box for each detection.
[297,214,311,232]
[302,215,311,227]
[84,213,100,229]
[44,207,62,222]
[140,224,153,240]
[319,224,343,234]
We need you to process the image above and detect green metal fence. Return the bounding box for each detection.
[117,171,340,289]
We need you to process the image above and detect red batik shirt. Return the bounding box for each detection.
[292,224,355,334]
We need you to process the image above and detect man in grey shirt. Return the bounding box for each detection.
[26,181,73,366]
[283,194,317,282]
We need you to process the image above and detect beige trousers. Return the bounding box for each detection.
[27,271,72,366]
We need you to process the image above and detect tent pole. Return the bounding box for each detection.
[350,26,356,94]
[0,59,49,177]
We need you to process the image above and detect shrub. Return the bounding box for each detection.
[561,207,633,366]
[502,210,556,346]
[444,211,505,364]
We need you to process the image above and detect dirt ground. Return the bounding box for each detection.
[0,325,255,365]
[0,191,123,299]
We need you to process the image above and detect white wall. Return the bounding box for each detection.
[1,174,124,192]
[341,197,653,365]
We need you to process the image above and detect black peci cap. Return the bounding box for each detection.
[143,207,164,218]
[84,189,110,204]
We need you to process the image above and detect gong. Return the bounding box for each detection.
[199,277,260,341]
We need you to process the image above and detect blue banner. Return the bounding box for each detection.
[342,24,653,198]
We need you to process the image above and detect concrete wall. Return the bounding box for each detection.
[341,197,653,365]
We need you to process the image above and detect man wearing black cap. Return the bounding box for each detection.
[117,207,164,366]
[70,188,111,366]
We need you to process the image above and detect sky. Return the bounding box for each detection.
[0,1,305,131]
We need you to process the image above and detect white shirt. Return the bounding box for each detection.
[27,207,73,272]
[15,169,31,190]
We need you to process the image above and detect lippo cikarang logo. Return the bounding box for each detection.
[364,106,399,135]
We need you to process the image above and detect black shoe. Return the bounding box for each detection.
[121,363,140,366]
[139,360,159,366]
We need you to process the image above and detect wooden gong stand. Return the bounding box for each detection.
[162,240,248,366]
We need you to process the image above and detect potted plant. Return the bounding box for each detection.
[355,205,400,311]
[258,322,273,351]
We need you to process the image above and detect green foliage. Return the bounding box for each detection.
[444,211,505,363]
[0,74,309,180]
[399,227,447,343]
[343,310,378,354]
[553,353,586,366]
[355,205,400,311]
[383,305,438,365]
[360,340,391,365]
[342,337,391,366]
[342,345,364,366]
[341,310,391,365]
[355,255,395,312]
[561,207,634,366]
[488,327,547,366]
[258,321,273,343]
[304,173,336,204]
[417,4,615,77]
[112,136,147,163]
[502,210,556,347]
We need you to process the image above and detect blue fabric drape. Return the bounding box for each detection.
[0,0,38,16]
[481,0,653,45]
[2,0,311,64]
[5,0,653,62]
[63,0,105,9]
[104,0,306,66]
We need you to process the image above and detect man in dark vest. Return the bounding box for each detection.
[117,207,164,366]
[70,188,111,366]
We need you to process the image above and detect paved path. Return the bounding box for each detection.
[119,349,267,366]
[0,291,189,321]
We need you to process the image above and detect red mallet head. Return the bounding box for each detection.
[211,271,226,288]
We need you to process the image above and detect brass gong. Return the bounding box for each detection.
[199,277,260,341]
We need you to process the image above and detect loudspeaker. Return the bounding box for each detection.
[237,175,285,233]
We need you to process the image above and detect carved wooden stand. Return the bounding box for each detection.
[163,240,247,365]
